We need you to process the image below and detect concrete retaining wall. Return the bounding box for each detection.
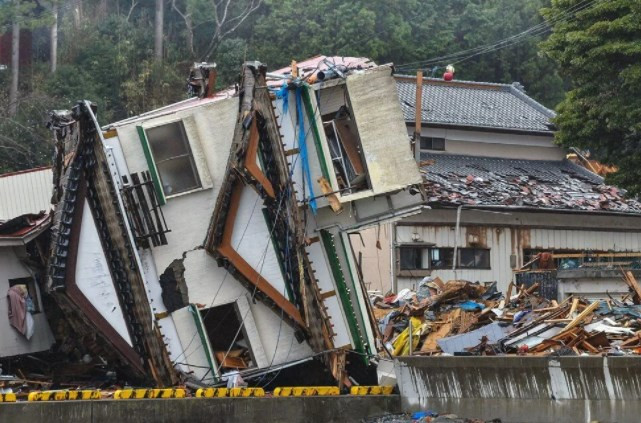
[0,396,400,423]
[395,356,641,423]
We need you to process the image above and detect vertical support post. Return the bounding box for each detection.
[413,70,423,158]
[206,69,217,98]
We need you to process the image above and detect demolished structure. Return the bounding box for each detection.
[43,57,424,387]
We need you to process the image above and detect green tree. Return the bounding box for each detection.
[541,0,641,195]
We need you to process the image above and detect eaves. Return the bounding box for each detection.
[407,122,555,137]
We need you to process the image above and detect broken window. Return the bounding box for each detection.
[145,121,201,196]
[200,303,255,370]
[8,277,40,313]
[320,84,370,195]
[420,137,445,151]
[458,248,490,269]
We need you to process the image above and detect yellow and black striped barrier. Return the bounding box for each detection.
[27,390,101,401]
[113,388,186,399]
[273,386,340,397]
[0,393,16,402]
[195,387,264,398]
[349,386,394,395]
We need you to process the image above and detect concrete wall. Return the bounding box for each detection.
[557,269,641,300]
[396,356,641,423]
[0,396,400,423]
[414,127,565,161]
[362,209,641,294]
[0,246,54,357]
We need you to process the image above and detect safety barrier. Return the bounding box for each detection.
[5,385,394,403]
[273,386,340,397]
[27,390,101,401]
[0,393,16,402]
[195,387,265,398]
[349,386,394,395]
[114,388,186,399]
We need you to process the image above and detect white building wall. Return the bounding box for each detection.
[392,219,641,294]
[412,127,566,161]
[0,246,55,357]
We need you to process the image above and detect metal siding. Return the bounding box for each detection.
[0,168,52,220]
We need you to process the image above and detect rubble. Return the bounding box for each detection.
[374,271,641,357]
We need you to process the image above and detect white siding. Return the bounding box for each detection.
[395,224,641,294]
[0,168,52,220]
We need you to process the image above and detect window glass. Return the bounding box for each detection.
[430,248,454,269]
[400,247,423,270]
[420,137,445,151]
[458,248,490,269]
[145,121,201,196]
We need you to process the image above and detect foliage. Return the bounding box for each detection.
[541,0,641,195]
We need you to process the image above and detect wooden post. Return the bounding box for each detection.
[206,69,217,98]
[412,70,423,157]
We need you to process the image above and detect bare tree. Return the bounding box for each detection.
[9,0,20,116]
[171,0,195,58]
[50,1,58,73]
[202,0,262,61]
[154,0,164,61]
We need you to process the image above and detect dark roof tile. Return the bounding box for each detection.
[421,153,641,214]
[396,77,555,133]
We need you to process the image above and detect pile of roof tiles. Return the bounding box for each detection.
[372,271,641,357]
[419,154,641,213]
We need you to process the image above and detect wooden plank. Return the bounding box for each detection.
[568,298,579,318]
[562,301,600,333]
[624,271,641,304]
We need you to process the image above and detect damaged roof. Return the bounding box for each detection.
[421,153,641,214]
[395,76,556,134]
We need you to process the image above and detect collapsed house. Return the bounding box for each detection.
[354,75,641,299]
[0,168,55,358]
[44,57,424,387]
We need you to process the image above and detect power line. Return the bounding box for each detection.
[395,0,599,71]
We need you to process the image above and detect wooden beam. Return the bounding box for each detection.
[562,301,600,333]
[624,271,641,304]
[412,70,423,156]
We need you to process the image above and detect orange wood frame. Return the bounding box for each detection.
[217,182,304,327]
[245,119,276,199]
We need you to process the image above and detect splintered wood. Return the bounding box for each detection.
[375,269,641,357]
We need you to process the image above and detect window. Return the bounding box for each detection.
[8,277,40,313]
[420,137,445,151]
[458,248,490,269]
[400,247,425,270]
[430,248,455,269]
[398,245,490,274]
[145,121,201,196]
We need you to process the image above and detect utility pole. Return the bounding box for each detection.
[412,70,423,159]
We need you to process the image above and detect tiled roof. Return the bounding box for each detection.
[396,76,555,133]
[421,153,641,214]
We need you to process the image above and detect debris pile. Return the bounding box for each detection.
[374,271,641,356]
[419,154,641,213]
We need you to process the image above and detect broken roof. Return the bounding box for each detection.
[395,76,555,134]
[421,153,641,214]
[0,167,52,221]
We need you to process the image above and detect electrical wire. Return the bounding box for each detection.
[395,0,599,71]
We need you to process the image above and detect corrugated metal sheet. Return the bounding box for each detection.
[0,167,52,221]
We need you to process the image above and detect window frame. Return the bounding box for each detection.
[419,136,446,151]
[397,244,491,276]
[143,120,202,198]
[8,276,41,314]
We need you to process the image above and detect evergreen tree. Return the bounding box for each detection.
[541,0,641,195]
